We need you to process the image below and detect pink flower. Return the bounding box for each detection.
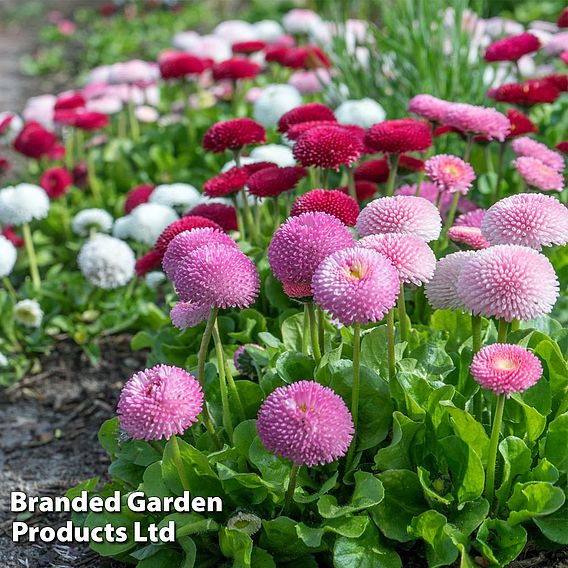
[471,344,542,396]
[170,301,211,330]
[117,364,203,441]
[481,193,568,250]
[425,251,476,311]
[288,70,331,94]
[448,226,490,249]
[442,103,511,141]
[312,247,400,326]
[455,208,486,228]
[408,94,452,123]
[457,245,559,322]
[511,137,564,171]
[268,212,355,293]
[513,157,564,192]
[357,234,436,286]
[425,154,476,194]
[356,196,442,242]
[257,380,354,467]
[290,189,360,226]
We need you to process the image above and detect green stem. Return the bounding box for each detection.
[385,153,400,196]
[322,168,329,189]
[485,393,506,505]
[307,302,321,364]
[65,128,74,169]
[387,308,396,382]
[317,307,325,356]
[213,320,233,440]
[302,304,310,355]
[22,223,40,291]
[345,323,361,471]
[510,319,519,333]
[463,134,474,162]
[169,434,191,492]
[471,314,483,422]
[439,192,460,250]
[493,142,506,204]
[283,464,300,514]
[127,101,140,142]
[231,195,245,238]
[347,167,357,201]
[273,197,281,231]
[397,283,410,343]
[240,188,258,244]
[86,152,103,207]
[497,319,509,343]
[3,276,17,301]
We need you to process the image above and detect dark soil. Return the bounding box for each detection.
[0,336,145,568]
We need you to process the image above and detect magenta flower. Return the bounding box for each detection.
[256,380,354,467]
[471,344,542,397]
[312,247,400,326]
[357,233,436,286]
[356,196,442,242]
[457,245,559,322]
[442,103,511,141]
[513,157,565,192]
[268,212,355,293]
[448,226,490,249]
[481,193,568,250]
[408,94,452,123]
[455,208,486,228]
[117,364,203,441]
[424,251,476,311]
[283,281,313,298]
[170,301,211,330]
[425,154,476,195]
[511,137,564,171]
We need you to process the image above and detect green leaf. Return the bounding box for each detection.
[544,412,568,473]
[251,547,276,568]
[275,351,315,383]
[84,506,142,556]
[98,417,120,457]
[445,405,489,462]
[179,536,197,568]
[158,512,218,536]
[361,325,405,380]
[475,519,526,566]
[295,472,338,503]
[504,394,546,444]
[507,481,566,525]
[235,380,264,418]
[233,419,257,461]
[409,510,458,568]
[430,309,474,352]
[333,523,401,568]
[281,313,305,351]
[260,517,319,560]
[219,527,253,568]
[296,516,369,548]
[495,437,532,506]
[375,412,422,471]
[249,436,291,486]
[138,549,182,567]
[143,461,170,499]
[410,340,455,379]
[370,470,428,542]
[534,501,568,544]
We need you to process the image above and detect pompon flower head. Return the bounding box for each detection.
[256,380,354,467]
[211,58,261,81]
[203,162,274,198]
[277,103,336,134]
[291,189,359,226]
[424,251,475,311]
[513,157,564,192]
[0,183,50,225]
[489,80,560,106]
[249,144,295,167]
[163,227,238,280]
[455,208,486,228]
[334,98,386,129]
[233,343,264,377]
[14,299,43,328]
[118,203,179,246]
[40,167,72,199]
[170,301,211,330]
[154,215,223,258]
[149,183,202,210]
[246,166,307,197]
[188,202,238,232]
[425,154,476,194]
[357,234,436,286]
[408,94,452,123]
[252,84,302,128]
[283,281,313,298]
[227,512,262,536]
[354,158,390,184]
[338,181,379,202]
[124,184,154,214]
[72,208,113,237]
[203,118,266,153]
[78,234,135,289]
[117,364,203,441]
[293,125,363,170]
[356,196,442,242]
[457,245,559,322]
[442,103,510,142]
[174,244,259,309]
[285,120,338,141]
[312,247,400,326]
[365,118,432,154]
[484,32,541,62]
[506,109,538,139]
[481,193,568,250]
[511,137,564,171]
[0,235,17,277]
[471,344,542,397]
[448,226,490,250]
[135,249,162,278]
[268,212,355,291]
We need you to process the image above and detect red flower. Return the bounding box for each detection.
[187,202,238,232]
[281,46,330,69]
[558,7,568,27]
[277,103,336,134]
[542,73,568,92]
[365,118,432,154]
[2,226,24,247]
[291,189,359,226]
[247,166,307,197]
[0,157,10,174]
[0,114,14,135]
[293,125,364,169]
[13,121,57,159]
[40,167,73,199]
[203,162,274,198]
[155,216,223,257]
[47,143,66,161]
[264,46,290,65]
[399,154,425,172]
[72,161,88,188]
[72,111,109,131]
[124,184,155,214]
[338,180,379,202]
[232,40,267,54]
[54,92,86,111]
[203,118,266,153]
[135,249,162,277]
[489,80,560,106]
[506,108,537,138]
[354,158,390,183]
[434,124,463,138]
[285,120,338,141]
[484,32,540,62]
[556,141,568,154]
[158,51,206,79]
[212,58,261,81]
[99,3,115,16]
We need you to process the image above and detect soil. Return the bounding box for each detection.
[0,336,145,568]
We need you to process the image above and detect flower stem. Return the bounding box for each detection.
[273,197,281,231]
[485,393,505,506]
[347,167,357,200]
[3,276,17,301]
[493,142,506,204]
[213,320,233,440]
[86,152,103,207]
[439,192,460,250]
[317,307,325,355]
[497,319,509,343]
[471,314,483,422]
[345,323,361,471]
[307,302,321,364]
[385,153,400,196]
[22,223,40,292]
[397,283,410,343]
[283,464,300,514]
[387,308,396,382]
[169,434,191,492]
[302,304,310,355]
[322,168,329,189]
[231,195,245,239]
[240,188,258,244]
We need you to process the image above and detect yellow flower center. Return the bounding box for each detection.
[495,357,516,371]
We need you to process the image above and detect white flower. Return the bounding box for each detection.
[221,156,258,173]
[0,184,50,225]
[213,20,257,43]
[145,271,166,289]
[0,235,17,278]
[22,94,55,127]
[335,98,386,129]
[0,112,23,141]
[282,9,322,35]
[78,234,135,289]
[115,203,178,246]
[227,512,262,536]
[182,34,232,62]
[250,144,296,167]
[135,105,159,123]
[0,352,7,367]
[253,20,284,42]
[149,183,202,210]
[253,84,302,128]
[72,209,113,237]
[14,299,43,328]
[87,96,123,115]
